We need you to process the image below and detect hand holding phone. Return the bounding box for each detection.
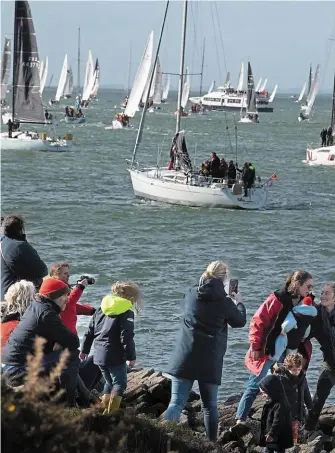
[229,279,239,296]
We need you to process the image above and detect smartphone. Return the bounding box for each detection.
[229,279,239,296]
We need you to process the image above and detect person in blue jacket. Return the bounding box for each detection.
[164,261,247,441]
[80,281,142,413]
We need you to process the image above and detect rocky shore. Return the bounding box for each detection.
[124,368,335,453]
[2,367,334,453]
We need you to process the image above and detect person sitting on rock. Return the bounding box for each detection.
[80,281,142,414]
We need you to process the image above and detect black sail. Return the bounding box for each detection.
[13,1,45,123]
[247,62,256,113]
[1,38,11,102]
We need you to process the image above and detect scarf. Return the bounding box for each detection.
[320,306,335,359]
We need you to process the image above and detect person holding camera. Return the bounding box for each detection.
[49,262,95,335]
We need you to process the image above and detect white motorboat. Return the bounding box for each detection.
[1,1,73,152]
[128,1,273,210]
[303,71,335,166]
[106,31,153,130]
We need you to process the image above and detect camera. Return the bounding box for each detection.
[77,275,95,285]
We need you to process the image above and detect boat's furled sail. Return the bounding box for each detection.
[236,62,244,92]
[162,74,170,101]
[171,130,192,173]
[125,31,153,118]
[13,1,45,123]
[1,37,11,102]
[55,54,68,101]
[247,62,257,114]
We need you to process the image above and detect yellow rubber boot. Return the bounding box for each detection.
[106,396,122,414]
[101,393,112,414]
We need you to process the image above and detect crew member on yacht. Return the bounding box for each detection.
[326,126,333,146]
[7,119,13,138]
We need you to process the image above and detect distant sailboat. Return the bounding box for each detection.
[236,62,244,92]
[39,56,48,95]
[161,74,170,102]
[63,66,73,99]
[295,81,306,103]
[1,0,73,151]
[90,58,100,99]
[107,31,154,130]
[1,37,11,105]
[239,62,259,123]
[208,80,215,94]
[81,50,95,106]
[49,54,69,105]
[299,64,320,121]
[269,85,278,103]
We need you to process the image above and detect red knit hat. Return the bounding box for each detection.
[303,296,313,306]
[39,278,70,300]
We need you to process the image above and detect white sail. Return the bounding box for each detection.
[40,56,48,94]
[208,80,215,94]
[255,77,262,92]
[181,68,190,109]
[269,85,278,103]
[236,62,244,91]
[141,59,156,104]
[39,60,44,80]
[152,57,162,105]
[63,66,73,97]
[305,64,320,115]
[55,54,68,102]
[82,50,94,101]
[162,74,170,101]
[259,78,267,92]
[297,82,306,102]
[125,31,154,118]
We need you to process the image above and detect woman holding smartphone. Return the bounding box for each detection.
[164,261,246,441]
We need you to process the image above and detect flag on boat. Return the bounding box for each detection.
[270,173,279,181]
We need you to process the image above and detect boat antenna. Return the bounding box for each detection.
[176,0,188,133]
[77,27,80,93]
[130,0,170,168]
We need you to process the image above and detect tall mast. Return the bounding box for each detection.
[176,0,188,133]
[127,42,132,96]
[77,27,81,92]
[199,37,205,97]
[12,1,18,120]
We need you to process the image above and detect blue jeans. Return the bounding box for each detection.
[164,377,219,441]
[99,363,127,396]
[236,358,275,421]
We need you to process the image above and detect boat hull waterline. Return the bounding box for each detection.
[129,168,268,210]
[0,132,72,152]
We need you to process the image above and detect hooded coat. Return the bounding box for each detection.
[81,295,136,367]
[260,374,294,450]
[309,305,335,373]
[167,278,246,385]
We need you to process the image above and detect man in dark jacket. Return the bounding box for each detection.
[227,161,237,188]
[2,278,80,406]
[1,215,48,299]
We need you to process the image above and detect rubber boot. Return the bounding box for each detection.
[101,393,112,414]
[106,396,122,414]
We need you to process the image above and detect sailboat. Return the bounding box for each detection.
[148,57,163,112]
[81,50,95,107]
[128,1,271,210]
[268,84,278,103]
[173,67,190,116]
[298,64,320,121]
[304,71,335,166]
[1,1,73,151]
[236,63,244,92]
[0,37,11,107]
[239,62,259,123]
[295,81,306,103]
[39,56,48,95]
[63,66,73,99]
[90,58,100,99]
[106,31,153,130]
[49,54,69,105]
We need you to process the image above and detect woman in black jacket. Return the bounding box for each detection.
[164,261,246,441]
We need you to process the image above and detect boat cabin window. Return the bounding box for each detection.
[227,99,241,104]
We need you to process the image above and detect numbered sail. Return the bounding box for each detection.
[13,1,45,123]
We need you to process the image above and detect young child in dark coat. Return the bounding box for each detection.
[260,374,294,453]
[274,353,312,444]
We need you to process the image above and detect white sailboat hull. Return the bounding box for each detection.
[239,117,257,124]
[64,116,86,124]
[304,144,335,166]
[105,120,133,130]
[0,131,73,152]
[129,168,268,210]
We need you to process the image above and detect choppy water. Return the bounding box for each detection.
[1,89,334,403]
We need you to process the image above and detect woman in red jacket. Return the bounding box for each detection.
[235,270,314,423]
[1,280,35,351]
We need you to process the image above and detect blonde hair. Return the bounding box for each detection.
[286,270,313,296]
[50,262,69,277]
[1,280,35,319]
[112,281,143,313]
[200,261,228,285]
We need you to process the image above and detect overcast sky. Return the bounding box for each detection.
[1,1,335,92]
